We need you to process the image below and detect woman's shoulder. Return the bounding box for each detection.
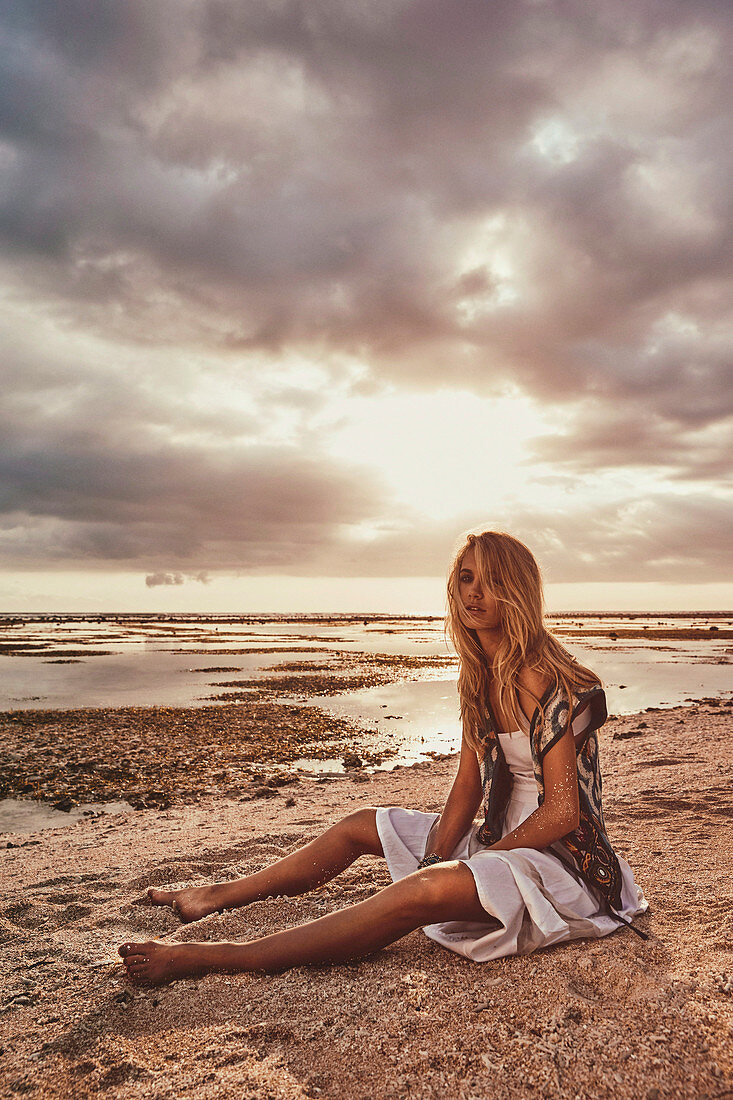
[518,665,605,711]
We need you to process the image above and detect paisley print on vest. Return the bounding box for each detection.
[477,683,647,940]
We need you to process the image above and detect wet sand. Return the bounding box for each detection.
[1,700,732,1099]
[553,627,733,641]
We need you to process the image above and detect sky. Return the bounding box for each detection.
[0,0,731,613]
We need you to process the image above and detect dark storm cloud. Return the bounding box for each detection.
[144,572,209,586]
[3,2,730,356]
[0,431,388,570]
[0,332,389,571]
[0,0,731,577]
[530,405,733,483]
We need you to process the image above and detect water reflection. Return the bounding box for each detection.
[0,798,133,835]
[0,613,729,721]
[307,641,732,768]
[1,613,730,833]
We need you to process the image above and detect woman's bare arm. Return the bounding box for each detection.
[487,722,580,852]
[423,733,484,860]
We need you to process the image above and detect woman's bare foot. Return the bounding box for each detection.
[147,884,222,923]
[119,940,213,985]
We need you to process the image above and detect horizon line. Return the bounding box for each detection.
[0,609,731,618]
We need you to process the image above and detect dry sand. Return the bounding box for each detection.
[1,700,732,1099]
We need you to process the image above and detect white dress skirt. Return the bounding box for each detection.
[376,722,649,961]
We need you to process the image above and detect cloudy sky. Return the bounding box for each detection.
[1,0,731,613]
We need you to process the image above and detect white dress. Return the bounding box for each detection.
[376,711,649,960]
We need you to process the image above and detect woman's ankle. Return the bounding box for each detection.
[208,879,258,911]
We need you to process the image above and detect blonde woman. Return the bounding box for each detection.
[119,530,648,984]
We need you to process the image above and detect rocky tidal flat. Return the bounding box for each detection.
[0,652,456,812]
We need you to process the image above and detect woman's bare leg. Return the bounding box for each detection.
[121,860,487,984]
[148,807,383,922]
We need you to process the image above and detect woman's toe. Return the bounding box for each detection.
[119,939,156,961]
[148,888,174,905]
[123,953,147,966]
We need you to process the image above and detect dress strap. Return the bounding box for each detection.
[603,905,650,941]
[515,707,531,732]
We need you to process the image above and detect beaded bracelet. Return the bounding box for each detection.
[417,853,444,869]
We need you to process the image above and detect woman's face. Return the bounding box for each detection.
[457,547,501,631]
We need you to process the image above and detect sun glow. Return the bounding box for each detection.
[323,389,552,520]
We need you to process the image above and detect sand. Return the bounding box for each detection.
[1,700,732,1099]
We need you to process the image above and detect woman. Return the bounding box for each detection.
[119,530,648,984]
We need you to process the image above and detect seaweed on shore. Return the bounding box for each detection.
[0,651,455,812]
[0,701,386,811]
[207,652,457,702]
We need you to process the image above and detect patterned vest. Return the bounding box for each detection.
[476,682,648,941]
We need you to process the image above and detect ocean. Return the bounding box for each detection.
[1,610,730,744]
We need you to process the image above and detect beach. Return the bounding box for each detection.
[1,698,732,1099]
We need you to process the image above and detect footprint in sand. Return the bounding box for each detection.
[34,873,113,889]
[1,900,47,930]
[131,864,218,891]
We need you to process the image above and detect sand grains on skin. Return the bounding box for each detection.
[119,940,208,984]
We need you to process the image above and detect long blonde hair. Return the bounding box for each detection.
[446,530,600,752]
